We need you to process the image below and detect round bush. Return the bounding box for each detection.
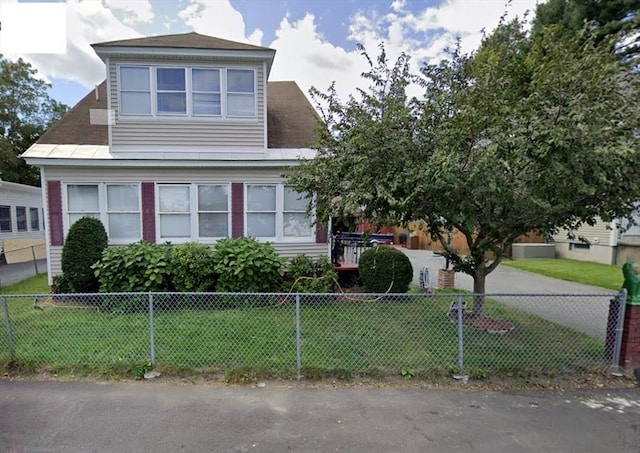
[61,217,108,293]
[170,242,217,292]
[358,246,413,293]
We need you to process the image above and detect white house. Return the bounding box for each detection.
[22,32,327,283]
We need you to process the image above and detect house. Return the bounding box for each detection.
[22,32,327,284]
[554,215,640,265]
[0,178,45,263]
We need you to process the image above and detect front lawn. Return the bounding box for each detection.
[501,258,622,290]
[0,292,606,380]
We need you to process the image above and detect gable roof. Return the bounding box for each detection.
[92,32,272,52]
[35,80,319,149]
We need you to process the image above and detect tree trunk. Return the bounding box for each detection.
[472,266,487,318]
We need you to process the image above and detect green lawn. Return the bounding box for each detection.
[501,258,623,290]
[0,292,606,380]
[0,274,49,295]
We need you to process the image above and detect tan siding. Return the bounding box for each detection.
[109,58,265,149]
[553,219,614,246]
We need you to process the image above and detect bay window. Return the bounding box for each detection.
[65,183,141,243]
[157,183,230,241]
[119,65,254,118]
[246,184,313,240]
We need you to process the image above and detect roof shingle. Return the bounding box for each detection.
[93,32,272,52]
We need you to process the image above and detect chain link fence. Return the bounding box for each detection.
[0,291,626,379]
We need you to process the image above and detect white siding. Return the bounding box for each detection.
[108,58,265,150]
[553,219,614,246]
[272,243,327,259]
[50,246,62,277]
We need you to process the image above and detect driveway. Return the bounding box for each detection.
[1,380,639,453]
[401,249,616,338]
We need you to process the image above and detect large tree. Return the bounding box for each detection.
[288,20,640,316]
[0,55,67,185]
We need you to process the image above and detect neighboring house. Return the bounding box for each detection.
[0,178,45,263]
[554,215,640,265]
[22,32,326,284]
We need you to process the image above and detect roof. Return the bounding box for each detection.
[92,32,272,52]
[33,80,319,150]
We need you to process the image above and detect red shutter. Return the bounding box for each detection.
[231,183,244,238]
[141,182,156,243]
[47,181,64,246]
[315,220,328,244]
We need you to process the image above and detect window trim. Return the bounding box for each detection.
[63,183,142,245]
[117,64,257,119]
[0,205,12,233]
[244,184,314,242]
[156,183,231,243]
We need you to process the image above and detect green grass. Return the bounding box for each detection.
[501,258,623,290]
[0,292,606,380]
[0,274,50,295]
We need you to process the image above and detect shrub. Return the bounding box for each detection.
[170,242,217,292]
[358,246,413,293]
[52,273,73,294]
[60,217,108,293]
[213,237,285,292]
[93,241,173,293]
[285,254,337,293]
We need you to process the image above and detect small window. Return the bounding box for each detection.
[16,206,27,232]
[30,207,40,231]
[120,66,151,115]
[569,242,590,251]
[0,206,11,232]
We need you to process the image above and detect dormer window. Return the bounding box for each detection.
[118,65,255,119]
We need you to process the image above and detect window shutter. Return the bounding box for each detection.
[141,182,156,243]
[315,220,328,244]
[231,183,244,238]
[47,181,64,246]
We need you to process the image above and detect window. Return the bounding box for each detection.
[29,207,40,231]
[157,67,186,114]
[246,184,313,240]
[16,206,27,232]
[0,206,11,232]
[66,183,141,243]
[157,184,230,241]
[120,66,151,115]
[118,65,255,118]
[227,69,255,117]
[192,68,221,116]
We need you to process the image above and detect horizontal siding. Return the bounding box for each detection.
[0,184,45,251]
[50,246,62,277]
[109,58,265,149]
[553,219,614,246]
[272,243,328,260]
[44,167,289,183]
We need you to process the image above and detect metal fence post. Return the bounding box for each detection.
[1,296,15,360]
[148,293,156,365]
[31,245,39,275]
[612,289,628,368]
[296,293,301,380]
[457,294,464,369]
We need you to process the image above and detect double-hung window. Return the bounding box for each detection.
[227,69,255,117]
[0,206,11,232]
[119,66,151,115]
[157,184,230,241]
[65,184,141,243]
[192,68,221,116]
[29,207,40,231]
[246,184,313,240]
[157,67,186,115]
[16,207,27,232]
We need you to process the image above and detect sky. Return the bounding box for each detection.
[0,0,543,109]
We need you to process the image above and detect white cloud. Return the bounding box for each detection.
[178,0,263,45]
[268,13,367,107]
[104,0,155,26]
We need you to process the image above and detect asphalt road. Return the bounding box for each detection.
[1,380,639,452]
[402,249,616,338]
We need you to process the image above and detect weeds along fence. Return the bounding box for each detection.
[0,291,626,380]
